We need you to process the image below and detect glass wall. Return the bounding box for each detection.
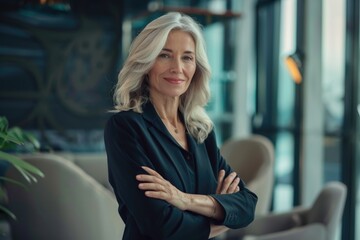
[254,0,298,212]
[273,0,297,212]
[205,0,240,144]
[332,0,360,239]
[322,1,346,239]
[322,0,346,184]
[357,103,360,240]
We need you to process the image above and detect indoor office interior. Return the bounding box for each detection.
[0,0,358,239]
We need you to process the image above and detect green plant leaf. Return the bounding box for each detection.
[7,127,23,141]
[0,186,7,202]
[13,166,31,183]
[13,166,40,183]
[0,131,23,146]
[23,133,40,150]
[0,116,43,221]
[0,176,28,190]
[0,117,8,133]
[0,151,44,179]
[0,205,16,220]
[0,118,40,150]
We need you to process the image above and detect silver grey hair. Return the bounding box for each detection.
[113,12,213,143]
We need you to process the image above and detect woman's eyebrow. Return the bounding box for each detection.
[161,48,172,52]
[161,48,195,55]
[184,50,195,55]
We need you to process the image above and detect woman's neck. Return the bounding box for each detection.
[149,96,184,135]
[149,96,180,122]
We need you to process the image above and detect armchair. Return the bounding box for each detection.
[5,153,124,240]
[220,134,274,216]
[225,181,347,240]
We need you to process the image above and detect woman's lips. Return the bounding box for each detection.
[164,77,184,84]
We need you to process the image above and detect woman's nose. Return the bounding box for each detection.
[170,58,182,73]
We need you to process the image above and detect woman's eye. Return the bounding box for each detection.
[159,53,170,58]
[183,56,194,61]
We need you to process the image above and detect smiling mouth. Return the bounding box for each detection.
[164,78,184,84]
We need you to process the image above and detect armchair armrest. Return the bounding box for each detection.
[243,223,326,240]
[226,207,308,239]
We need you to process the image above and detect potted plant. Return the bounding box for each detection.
[0,116,44,238]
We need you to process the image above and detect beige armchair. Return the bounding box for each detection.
[225,181,347,240]
[220,134,275,216]
[5,153,124,240]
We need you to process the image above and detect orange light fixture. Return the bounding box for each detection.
[285,51,304,84]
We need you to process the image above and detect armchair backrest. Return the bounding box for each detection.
[220,135,274,215]
[5,153,124,240]
[306,181,347,240]
[56,152,113,191]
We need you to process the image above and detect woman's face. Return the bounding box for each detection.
[148,30,196,100]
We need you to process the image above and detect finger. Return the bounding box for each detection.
[216,169,225,194]
[227,177,240,194]
[144,190,168,200]
[227,177,240,193]
[141,166,164,179]
[220,172,237,194]
[138,182,166,192]
[136,174,164,184]
[235,186,240,192]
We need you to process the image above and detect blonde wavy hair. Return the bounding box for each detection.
[113,12,213,143]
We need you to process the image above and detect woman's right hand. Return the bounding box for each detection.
[216,170,240,194]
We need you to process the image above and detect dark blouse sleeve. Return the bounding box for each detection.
[104,114,210,240]
[205,130,258,229]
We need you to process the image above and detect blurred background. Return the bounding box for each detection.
[0,0,358,239]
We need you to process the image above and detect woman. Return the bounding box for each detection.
[104,12,257,240]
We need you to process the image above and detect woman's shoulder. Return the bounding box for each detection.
[106,110,144,128]
[112,109,142,119]
[204,128,216,141]
[203,129,218,149]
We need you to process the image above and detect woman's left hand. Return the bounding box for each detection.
[136,166,189,211]
[216,169,240,194]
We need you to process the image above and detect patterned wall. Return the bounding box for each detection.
[0,3,123,151]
